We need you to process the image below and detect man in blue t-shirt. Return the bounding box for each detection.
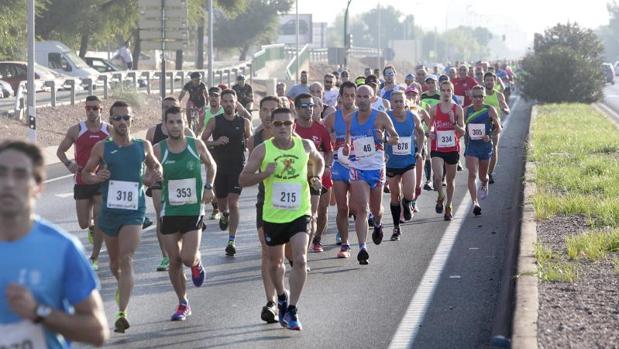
[0,140,108,349]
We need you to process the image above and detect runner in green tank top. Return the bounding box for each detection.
[82,100,163,334]
[153,106,217,322]
[240,107,324,331]
[483,72,510,184]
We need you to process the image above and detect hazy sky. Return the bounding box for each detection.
[298,0,611,40]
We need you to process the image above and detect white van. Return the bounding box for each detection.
[35,41,100,88]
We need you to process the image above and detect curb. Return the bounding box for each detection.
[511,105,539,349]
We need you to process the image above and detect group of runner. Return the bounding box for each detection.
[0,60,514,347]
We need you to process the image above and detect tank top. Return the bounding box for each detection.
[211,114,246,172]
[485,91,500,115]
[349,110,385,170]
[465,105,493,147]
[386,110,416,168]
[421,93,440,111]
[204,106,224,126]
[431,103,460,153]
[332,110,351,167]
[101,139,146,214]
[153,123,167,145]
[160,137,204,217]
[371,97,388,112]
[74,121,110,185]
[253,129,266,204]
[261,136,311,223]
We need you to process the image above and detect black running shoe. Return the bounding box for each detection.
[142,216,153,229]
[261,302,278,324]
[489,173,495,184]
[225,241,236,256]
[357,248,369,265]
[435,197,444,214]
[219,212,229,230]
[402,198,412,221]
[473,205,482,216]
[390,227,401,241]
[368,214,374,227]
[372,224,383,245]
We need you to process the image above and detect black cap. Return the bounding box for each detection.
[208,86,221,96]
[190,72,201,79]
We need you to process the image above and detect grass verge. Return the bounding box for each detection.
[535,243,577,282]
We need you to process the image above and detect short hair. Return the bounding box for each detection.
[310,82,323,91]
[271,107,293,119]
[484,72,496,80]
[300,70,308,75]
[190,72,201,79]
[439,80,454,90]
[163,96,178,103]
[110,100,130,116]
[471,85,485,95]
[260,95,280,108]
[294,93,313,108]
[324,73,335,80]
[0,140,45,183]
[221,89,236,98]
[85,95,101,103]
[383,65,396,75]
[164,106,183,122]
[391,90,405,100]
[339,81,357,96]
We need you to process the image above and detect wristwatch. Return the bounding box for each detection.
[33,304,52,324]
[204,183,213,190]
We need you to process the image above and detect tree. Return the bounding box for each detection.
[520,23,604,103]
[0,1,28,60]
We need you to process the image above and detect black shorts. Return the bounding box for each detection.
[160,215,204,235]
[145,181,162,197]
[74,183,100,200]
[214,171,243,198]
[256,202,264,229]
[430,151,460,165]
[310,185,329,196]
[263,215,311,246]
[386,163,416,177]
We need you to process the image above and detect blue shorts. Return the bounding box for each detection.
[464,143,493,161]
[98,209,145,237]
[331,161,350,183]
[350,167,385,189]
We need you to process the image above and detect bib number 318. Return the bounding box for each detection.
[107,180,139,210]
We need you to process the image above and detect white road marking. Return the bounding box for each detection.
[55,192,73,198]
[449,275,461,279]
[389,96,522,349]
[44,173,73,184]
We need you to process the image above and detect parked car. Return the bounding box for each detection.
[602,63,615,85]
[614,61,619,76]
[85,56,147,87]
[0,61,66,95]
[0,79,14,98]
[35,41,100,89]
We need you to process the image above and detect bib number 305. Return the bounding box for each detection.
[272,182,301,210]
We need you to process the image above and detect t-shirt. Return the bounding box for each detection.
[232,83,254,109]
[452,76,479,106]
[294,121,333,188]
[183,82,207,108]
[323,89,339,108]
[0,217,98,349]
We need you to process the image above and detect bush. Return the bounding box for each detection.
[519,23,604,103]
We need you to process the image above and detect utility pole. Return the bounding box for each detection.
[295,0,299,83]
[343,0,352,69]
[208,0,213,87]
[27,0,36,142]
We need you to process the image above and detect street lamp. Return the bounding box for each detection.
[343,0,352,68]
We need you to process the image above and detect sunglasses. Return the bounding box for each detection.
[111,115,131,122]
[325,80,333,84]
[272,120,293,127]
[472,95,485,99]
[298,103,315,109]
[85,106,101,111]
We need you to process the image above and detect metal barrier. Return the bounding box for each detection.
[286,44,310,80]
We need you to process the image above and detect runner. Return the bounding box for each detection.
[196,87,225,137]
[366,75,391,112]
[428,81,465,221]
[178,72,208,132]
[405,84,432,211]
[239,107,325,331]
[453,64,479,107]
[201,89,252,256]
[247,96,281,324]
[0,140,109,348]
[464,85,502,215]
[420,75,441,190]
[483,72,510,184]
[386,91,425,240]
[416,67,428,92]
[379,65,400,101]
[153,106,217,321]
[145,96,195,272]
[348,85,399,263]
[324,81,356,256]
[323,73,339,108]
[56,95,110,270]
[81,100,163,333]
[293,93,334,253]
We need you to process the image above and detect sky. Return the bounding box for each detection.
[297,0,612,53]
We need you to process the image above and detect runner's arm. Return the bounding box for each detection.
[196,139,216,187]
[498,92,510,114]
[184,127,196,138]
[454,105,465,137]
[145,125,155,144]
[236,101,253,122]
[488,106,502,135]
[143,140,163,187]
[304,139,325,179]
[81,141,108,184]
[378,112,400,145]
[201,118,218,147]
[56,125,79,173]
[178,88,186,102]
[244,117,253,146]
[413,113,426,155]
[239,144,270,187]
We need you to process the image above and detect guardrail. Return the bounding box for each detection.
[286,44,310,80]
[252,44,286,73]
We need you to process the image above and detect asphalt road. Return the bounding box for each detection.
[35,96,531,349]
[602,83,619,121]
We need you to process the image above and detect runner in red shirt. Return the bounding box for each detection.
[56,95,111,270]
[293,93,333,253]
[452,64,479,107]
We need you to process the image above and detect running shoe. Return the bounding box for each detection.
[435,196,444,214]
[90,258,98,271]
[444,205,453,221]
[156,256,170,271]
[368,213,374,227]
[357,248,369,265]
[261,301,278,324]
[478,183,489,200]
[413,202,419,213]
[372,224,384,245]
[209,210,220,220]
[423,181,433,191]
[335,231,342,245]
[489,173,495,184]
[225,240,236,256]
[402,198,412,221]
[336,244,351,258]
[311,241,324,253]
[171,302,192,321]
[284,307,303,331]
[219,212,229,230]
[87,226,95,245]
[457,162,463,171]
[442,179,447,187]
[191,260,206,287]
[390,226,401,241]
[277,293,289,327]
[473,204,482,216]
[142,216,153,229]
[383,184,390,194]
[114,312,130,333]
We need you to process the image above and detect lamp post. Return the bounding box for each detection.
[27,0,36,142]
[343,0,352,68]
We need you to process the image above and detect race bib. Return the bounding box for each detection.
[436,130,456,149]
[393,137,412,156]
[107,180,139,210]
[272,182,301,210]
[353,137,375,157]
[168,178,197,206]
[0,320,47,349]
[468,123,485,140]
